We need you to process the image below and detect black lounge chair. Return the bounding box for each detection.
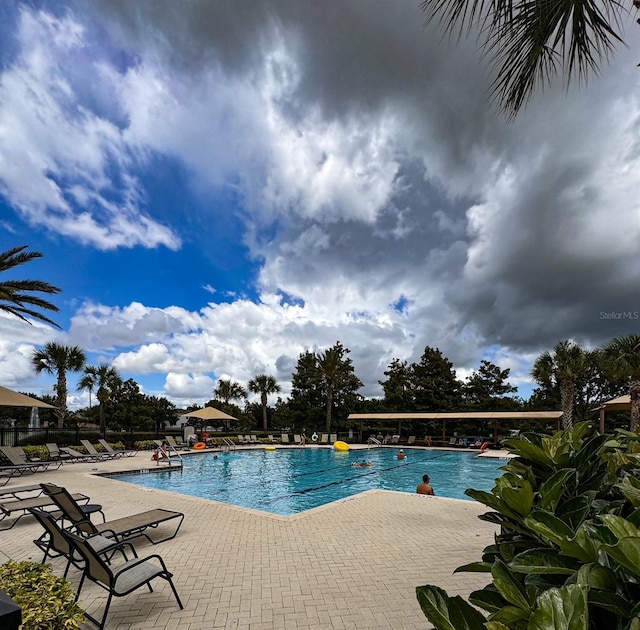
[0,446,61,472]
[62,528,183,630]
[40,483,184,545]
[61,446,100,463]
[0,483,44,500]
[29,507,130,579]
[0,491,90,530]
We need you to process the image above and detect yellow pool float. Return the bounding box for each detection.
[333,440,350,451]
[264,445,276,451]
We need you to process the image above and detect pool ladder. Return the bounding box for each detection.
[220,437,236,453]
[367,437,381,448]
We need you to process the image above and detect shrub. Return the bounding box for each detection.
[0,560,84,629]
[416,422,640,629]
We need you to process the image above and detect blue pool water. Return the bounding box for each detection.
[112,448,505,516]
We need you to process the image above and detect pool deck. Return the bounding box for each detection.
[0,446,503,629]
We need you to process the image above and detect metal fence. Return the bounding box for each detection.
[0,426,184,448]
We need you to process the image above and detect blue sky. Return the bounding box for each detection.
[2,0,640,410]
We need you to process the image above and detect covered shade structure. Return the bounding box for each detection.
[597,395,630,433]
[184,407,238,423]
[0,385,55,408]
[348,411,563,442]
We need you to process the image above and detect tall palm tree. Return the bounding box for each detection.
[90,364,122,431]
[32,342,86,427]
[214,379,247,406]
[318,344,351,433]
[78,365,99,408]
[604,334,640,431]
[0,245,61,328]
[421,0,627,117]
[247,375,281,431]
[531,340,587,430]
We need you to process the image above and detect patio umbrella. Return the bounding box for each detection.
[185,406,238,432]
[0,385,55,408]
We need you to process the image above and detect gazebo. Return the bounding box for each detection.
[347,411,563,443]
[597,395,630,433]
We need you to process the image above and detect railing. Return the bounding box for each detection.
[220,437,236,451]
[367,437,381,448]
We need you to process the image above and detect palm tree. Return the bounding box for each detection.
[32,342,86,427]
[89,364,122,431]
[214,379,247,406]
[0,245,61,328]
[420,0,627,117]
[604,334,640,431]
[247,375,281,431]
[318,343,351,433]
[78,365,99,408]
[531,340,587,430]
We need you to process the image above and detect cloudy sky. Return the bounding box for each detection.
[2,0,640,410]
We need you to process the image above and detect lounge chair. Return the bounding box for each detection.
[165,436,189,452]
[407,436,416,445]
[0,483,44,500]
[280,433,290,444]
[448,437,457,446]
[268,434,276,443]
[244,434,252,444]
[293,434,301,444]
[0,491,91,530]
[80,439,117,460]
[61,446,98,463]
[237,435,246,444]
[329,433,337,443]
[62,528,183,630]
[391,435,400,444]
[0,446,60,472]
[99,439,137,457]
[249,435,258,443]
[40,483,185,545]
[46,443,74,462]
[29,507,130,579]
[319,433,329,444]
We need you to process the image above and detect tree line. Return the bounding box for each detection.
[2,245,639,435]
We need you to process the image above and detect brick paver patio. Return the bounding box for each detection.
[0,447,498,629]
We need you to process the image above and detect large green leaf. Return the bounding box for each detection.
[598,514,640,540]
[601,537,640,577]
[538,469,574,511]
[616,476,640,508]
[587,590,634,617]
[559,524,600,563]
[485,622,511,630]
[501,480,535,516]
[454,561,492,573]
[528,584,588,630]
[469,587,507,614]
[575,564,616,591]
[488,604,530,626]
[491,559,530,610]
[415,585,487,630]
[509,549,580,575]
[502,439,555,468]
[524,511,575,546]
[465,488,522,520]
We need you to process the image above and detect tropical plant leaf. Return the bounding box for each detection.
[559,523,600,563]
[538,469,574,511]
[524,510,575,546]
[501,479,535,516]
[601,537,640,577]
[415,585,487,630]
[485,622,511,630]
[502,439,555,468]
[509,549,580,575]
[469,587,507,614]
[616,476,640,508]
[598,514,640,540]
[528,584,588,630]
[488,604,530,627]
[465,488,522,520]
[575,564,616,591]
[454,561,492,573]
[587,589,634,617]
[491,559,530,610]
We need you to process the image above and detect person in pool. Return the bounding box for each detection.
[351,461,373,467]
[417,474,435,495]
[397,449,406,460]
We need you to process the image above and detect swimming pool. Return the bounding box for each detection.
[112,448,505,516]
